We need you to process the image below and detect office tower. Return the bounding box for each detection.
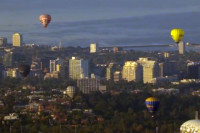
[113,71,122,82]
[106,63,116,80]
[40,58,51,72]
[12,33,23,47]
[69,57,88,80]
[0,37,7,46]
[164,52,170,58]
[159,63,164,77]
[122,61,142,82]
[77,78,100,94]
[187,62,200,79]
[60,60,69,79]
[163,61,178,76]
[137,58,159,83]
[49,58,64,73]
[178,41,185,54]
[3,52,13,67]
[50,60,56,72]
[90,43,98,53]
[0,64,4,80]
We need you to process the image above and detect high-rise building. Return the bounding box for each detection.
[159,63,164,77]
[0,64,5,80]
[0,37,7,46]
[122,61,142,82]
[77,78,100,94]
[163,61,178,76]
[49,58,64,73]
[12,33,23,47]
[113,71,122,82]
[60,60,69,79]
[69,57,88,80]
[3,52,13,67]
[187,62,200,79]
[164,52,170,58]
[90,43,98,53]
[106,63,115,80]
[50,60,56,72]
[178,41,185,54]
[137,58,159,83]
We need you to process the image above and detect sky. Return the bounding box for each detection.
[1,0,200,46]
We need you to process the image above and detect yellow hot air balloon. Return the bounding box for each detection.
[171,29,184,43]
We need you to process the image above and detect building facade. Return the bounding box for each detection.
[77,78,100,94]
[0,37,7,46]
[90,43,98,53]
[12,33,23,47]
[3,52,13,67]
[137,58,159,83]
[122,61,142,82]
[187,62,200,79]
[69,57,88,80]
[178,41,185,54]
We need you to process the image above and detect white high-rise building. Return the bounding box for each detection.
[122,61,142,82]
[90,43,98,53]
[12,33,23,47]
[69,57,89,80]
[137,58,160,83]
[178,41,185,54]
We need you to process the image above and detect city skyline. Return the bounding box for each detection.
[0,0,200,46]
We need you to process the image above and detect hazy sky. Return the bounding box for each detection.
[0,0,200,46]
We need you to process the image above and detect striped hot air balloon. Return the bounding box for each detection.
[170,28,184,43]
[145,97,160,117]
[39,14,51,28]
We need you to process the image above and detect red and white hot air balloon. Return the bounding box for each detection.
[39,14,51,28]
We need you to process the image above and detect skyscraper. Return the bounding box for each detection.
[69,57,88,80]
[49,58,64,73]
[50,60,56,72]
[90,43,98,53]
[178,41,185,54]
[137,58,159,83]
[113,71,122,82]
[122,61,142,82]
[0,37,7,46]
[3,52,13,67]
[12,33,23,47]
[60,60,69,79]
[187,62,200,79]
[106,63,114,80]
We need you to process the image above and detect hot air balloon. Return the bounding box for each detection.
[145,97,160,117]
[39,14,51,28]
[170,28,184,43]
[18,65,30,77]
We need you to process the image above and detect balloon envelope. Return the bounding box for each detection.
[145,97,160,114]
[171,28,184,43]
[39,14,51,28]
[18,65,30,77]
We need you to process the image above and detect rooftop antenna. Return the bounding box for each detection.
[195,111,198,120]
